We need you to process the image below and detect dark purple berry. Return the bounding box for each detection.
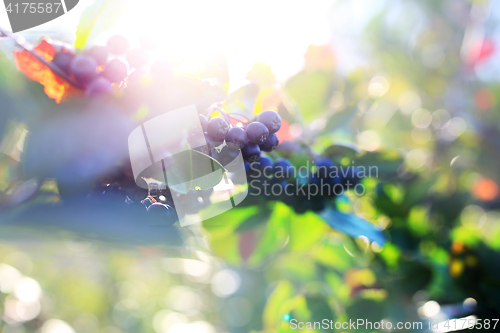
[207,117,229,141]
[127,48,148,68]
[257,110,282,134]
[52,51,74,73]
[107,35,129,55]
[102,59,128,83]
[315,157,334,178]
[260,133,279,152]
[147,203,176,226]
[242,142,261,162]
[87,77,114,96]
[199,114,208,132]
[141,197,153,208]
[69,55,97,85]
[273,159,293,179]
[245,122,269,145]
[85,45,108,65]
[253,156,273,177]
[225,127,248,149]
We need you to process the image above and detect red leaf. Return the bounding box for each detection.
[276,119,292,142]
[14,40,81,103]
[239,229,257,263]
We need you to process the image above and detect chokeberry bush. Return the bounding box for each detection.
[0,0,500,332]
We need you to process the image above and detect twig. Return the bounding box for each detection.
[208,105,232,125]
[0,26,83,89]
[227,114,250,125]
[227,112,251,122]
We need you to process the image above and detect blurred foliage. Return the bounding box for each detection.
[1,0,500,332]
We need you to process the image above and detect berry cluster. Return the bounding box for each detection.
[79,109,284,225]
[51,34,147,96]
[204,110,282,163]
[45,33,362,222]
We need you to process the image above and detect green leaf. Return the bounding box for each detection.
[319,207,386,245]
[168,150,225,194]
[248,204,289,265]
[202,206,260,265]
[147,150,225,194]
[288,210,329,252]
[314,243,353,271]
[323,141,361,159]
[356,150,404,177]
[74,0,131,50]
[202,206,258,233]
[263,281,295,330]
[408,205,431,236]
[321,106,360,134]
[235,209,271,233]
[305,295,336,331]
[285,71,332,122]
[223,83,259,119]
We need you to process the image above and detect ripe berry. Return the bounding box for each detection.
[257,110,282,134]
[225,127,248,149]
[252,156,273,177]
[85,45,108,65]
[87,77,114,96]
[199,114,208,132]
[246,122,269,145]
[260,133,279,152]
[107,35,129,55]
[241,142,261,162]
[141,197,153,208]
[127,48,148,68]
[69,55,97,85]
[273,159,293,179]
[102,59,128,83]
[207,117,229,141]
[52,51,74,73]
[315,157,335,179]
[147,203,176,226]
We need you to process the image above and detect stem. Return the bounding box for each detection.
[0,26,83,89]
[229,112,251,121]
[212,106,232,125]
[227,114,250,125]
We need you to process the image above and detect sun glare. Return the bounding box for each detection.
[108,0,332,91]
